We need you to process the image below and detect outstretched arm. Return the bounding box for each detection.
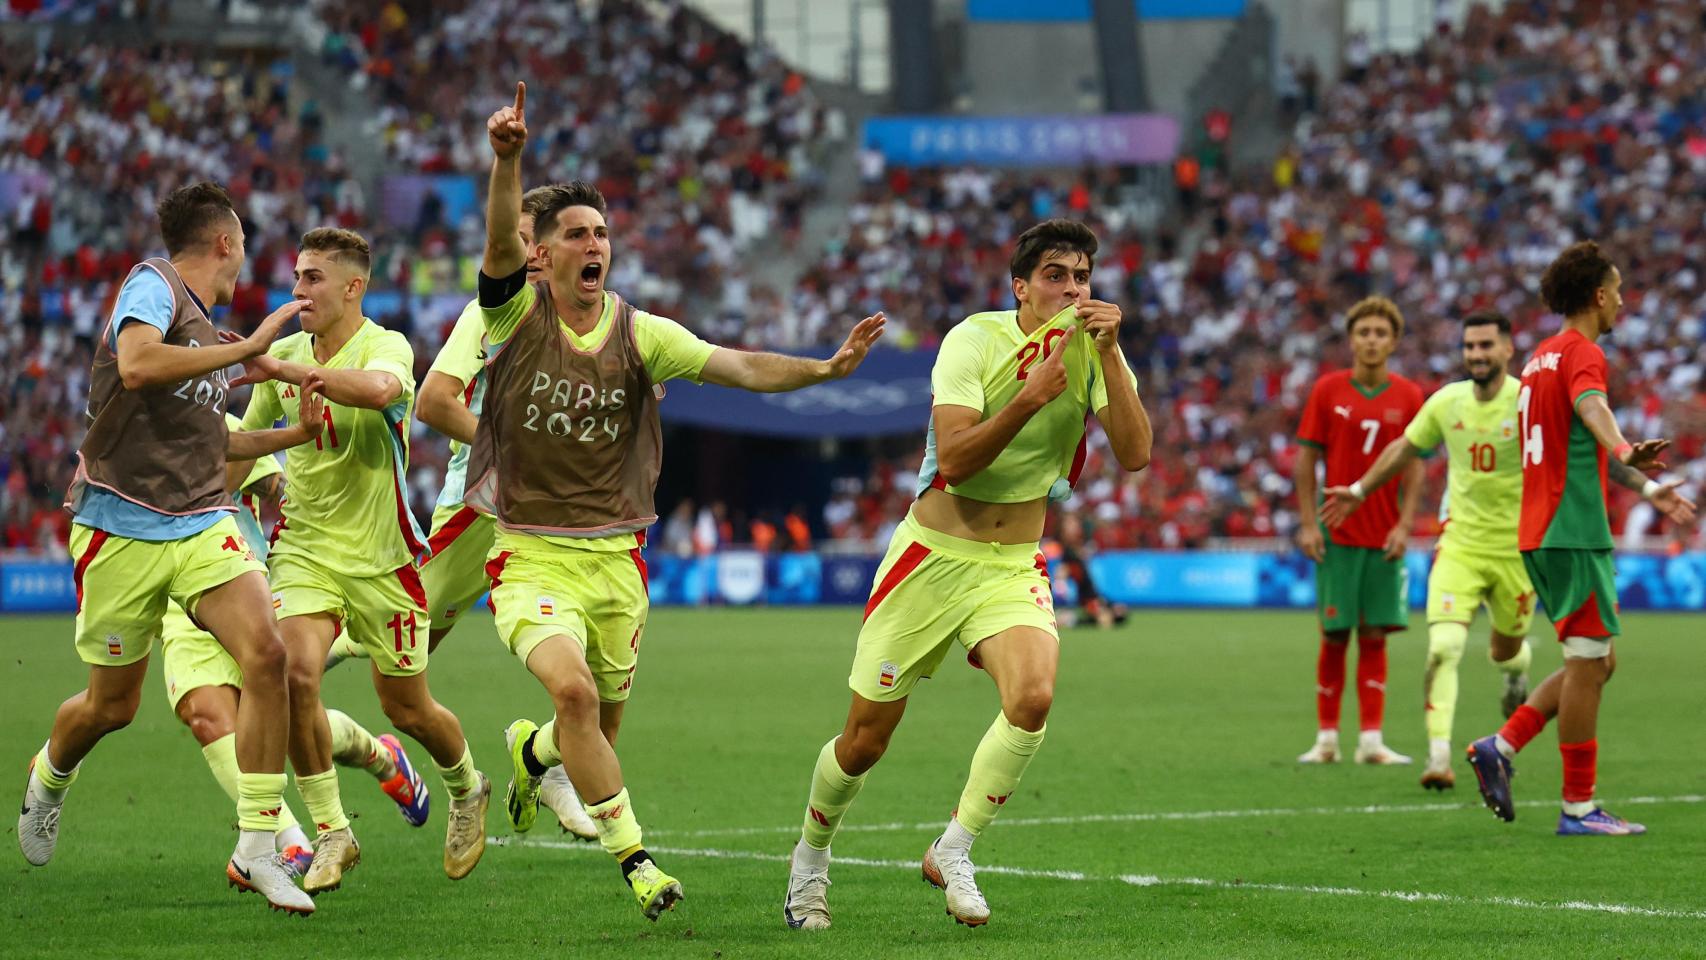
[1608,457,1698,525]
[698,313,886,392]
[1322,436,1422,528]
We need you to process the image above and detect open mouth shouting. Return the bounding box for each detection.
[578,261,603,294]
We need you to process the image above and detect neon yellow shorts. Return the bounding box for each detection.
[160,602,243,710]
[851,513,1057,702]
[420,503,497,631]
[486,541,649,702]
[70,515,265,667]
[269,553,430,676]
[1427,547,1536,637]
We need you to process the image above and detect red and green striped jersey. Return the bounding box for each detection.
[1296,369,1424,549]
[1517,328,1612,551]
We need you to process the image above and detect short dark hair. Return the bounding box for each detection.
[530,181,609,242]
[1540,241,1616,317]
[1344,296,1404,338]
[157,181,238,257]
[1461,310,1510,336]
[1010,219,1098,280]
[298,227,371,275]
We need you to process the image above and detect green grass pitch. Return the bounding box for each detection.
[3,608,1703,958]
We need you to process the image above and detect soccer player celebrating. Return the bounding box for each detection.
[19,181,323,915]
[1466,241,1693,836]
[479,83,884,920]
[329,189,598,840]
[1293,297,1424,766]
[783,219,1150,930]
[239,228,487,892]
[1323,311,1693,789]
[162,418,432,876]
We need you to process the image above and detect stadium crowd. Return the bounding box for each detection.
[4,0,1705,554]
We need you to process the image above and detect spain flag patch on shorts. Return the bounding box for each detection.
[878,660,897,688]
[538,596,555,617]
[272,592,284,611]
[106,634,123,657]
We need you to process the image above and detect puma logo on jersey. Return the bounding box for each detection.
[1333,405,1352,419]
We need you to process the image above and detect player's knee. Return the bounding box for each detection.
[839,726,891,773]
[284,648,323,698]
[181,709,233,746]
[380,700,431,739]
[545,672,600,723]
[234,633,288,688]
[1004,685,1054,731]
[90,688,142,733]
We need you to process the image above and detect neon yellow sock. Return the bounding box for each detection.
[955,713,1045,835]
[202,734,300,834]
[531,720,562,767]
[326,708,395,779]
[434,742,478,799]
[31,743,77,791]
[801,737,866,850]
[296,768,349,834]
[585,787,643,857]
[1425,622,1468,742]
[1493,638,1533,675]
[237,771,289,833]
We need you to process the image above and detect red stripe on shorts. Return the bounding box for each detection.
[73,530,110,612]
[395,564,429,612]
[630,529,649,596]
[863,542,931,622]
[424,505,479,561]
[1034,552,1050,578]
[484,550,513,616]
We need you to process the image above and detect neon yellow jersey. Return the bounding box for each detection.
[240,319,425,576]
[918,307,1135,503]
[225,413,282,564]
[1403,376,1522,558]
[481,284,715,554]
[429,299,486,509]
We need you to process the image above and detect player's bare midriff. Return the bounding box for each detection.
[912,487,1047,545]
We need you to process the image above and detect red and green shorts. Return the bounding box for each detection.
[1315,540,1409,633]
[1521,547,1620,642]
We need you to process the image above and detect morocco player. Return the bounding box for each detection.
[1293,297,1424,766]
[240,228,487,892]
[18,182,322,914]
[1467,241,1689,836]
[161,417,432,875]
[480,84,884,920]
[783,219,1150,929]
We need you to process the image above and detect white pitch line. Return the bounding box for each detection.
[491,836,1706,922]
[644,793,1706,840]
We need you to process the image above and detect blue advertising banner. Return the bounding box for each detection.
[10,551,1706,613]
[862,114,1181,168]
[968,0,1246,21]
[1,561,77,613]
[658,349,934,438]
[379,175,481,231]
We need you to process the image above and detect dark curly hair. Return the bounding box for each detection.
[1540,241,1616,317]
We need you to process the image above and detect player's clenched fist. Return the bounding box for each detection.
[1075,299,1124,354]
[488,81,528,159]
[1017,324,1073,409]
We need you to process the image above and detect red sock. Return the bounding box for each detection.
[1355,631,1387,732]
[1315,638,1347,731]
[1498,704,1548,754]
[1560,739,1598,804]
